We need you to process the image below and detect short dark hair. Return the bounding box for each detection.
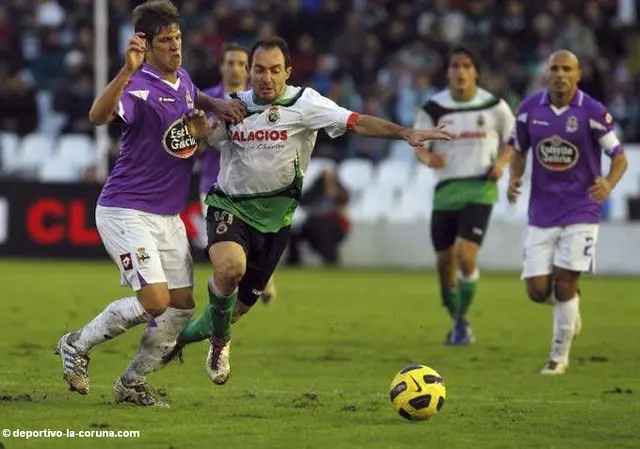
[250,37,292,68]
[132,0,180,44]
[221,42,249,58]
[448,44,481,72]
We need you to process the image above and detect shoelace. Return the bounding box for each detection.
[209,338,226,369]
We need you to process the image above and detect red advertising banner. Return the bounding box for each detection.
[0,181,207,259]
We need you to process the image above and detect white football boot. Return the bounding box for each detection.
[55,331,90,395]
[206,337,231,385]
[113,377,169,408]
[540,360,568,375]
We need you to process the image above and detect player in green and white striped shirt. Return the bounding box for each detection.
[414,45,516,345]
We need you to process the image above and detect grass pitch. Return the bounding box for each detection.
[0,260,639,448]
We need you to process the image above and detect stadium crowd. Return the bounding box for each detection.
[0,0,639,170]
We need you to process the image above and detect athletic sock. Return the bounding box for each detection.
[75,297,149,352]
[208,276,237,341]
[177,304,212,344]
[441,288,458,319]
[549,295,579,364]
[458,269,479,318]
[123,307,194,385]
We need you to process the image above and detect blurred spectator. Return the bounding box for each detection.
[287,169,350,267]
[0,0,639,168]
[0,68,38,136]
[52,65,94,135]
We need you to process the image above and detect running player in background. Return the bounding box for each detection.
[199,42,277,305]
[168,37,451,385]
[508,50,627,375]
[413,45,515,345]
[54,0,244,407]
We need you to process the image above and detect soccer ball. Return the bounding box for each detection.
[389,364,446,421]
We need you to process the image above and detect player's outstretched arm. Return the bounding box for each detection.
[89,32,145,125]
[195,92,246,125]
[351,115,451,146]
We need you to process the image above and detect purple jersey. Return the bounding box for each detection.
[510,89,623,228]
[98,63,200,215]
[198,83,225,195]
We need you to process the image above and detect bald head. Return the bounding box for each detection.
[546,49,581,102]
[548,50,580,70]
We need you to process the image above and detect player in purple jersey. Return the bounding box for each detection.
[507,50,628,375]
[54,0,245,407]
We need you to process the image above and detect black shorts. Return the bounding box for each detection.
[430,203,493,252]
[205,206,290,307]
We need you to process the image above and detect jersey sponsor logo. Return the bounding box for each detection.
[536,135,579,171]
[162,117,198,159]
[228,129,289,142]
[159,96,176,103]
[566,116,579,133]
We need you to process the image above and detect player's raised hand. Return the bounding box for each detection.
[213,98,247,124]
[403,125,452,147]
[588,177,612,202]
[185,109,214,138]
[507,178,522,204]
[124,32,146,73]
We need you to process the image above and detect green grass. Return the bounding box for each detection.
[0,260,639,449]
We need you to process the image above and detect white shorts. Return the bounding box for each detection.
[95,205,194,291]
[521,224,599,279]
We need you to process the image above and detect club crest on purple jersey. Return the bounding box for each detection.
[566,115,578,133]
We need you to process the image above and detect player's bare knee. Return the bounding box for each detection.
[169,288,195,310]
[457,255,477,278]
[138,285,171,317]
[436,250,455,271]
[552,268,580,302]
[553,278,578,302]
[525,279,551,304]
[456,240,479,277]
[214,257,245,291]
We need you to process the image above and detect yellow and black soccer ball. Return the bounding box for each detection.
[389,364,446,421]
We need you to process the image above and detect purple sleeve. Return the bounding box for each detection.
[116,91,137,125]
[509,106,530,153]
[587,100,623,157]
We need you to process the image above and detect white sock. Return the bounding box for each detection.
[549,295,579,364]
[122,307,195,385]
[75,297,149,352]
